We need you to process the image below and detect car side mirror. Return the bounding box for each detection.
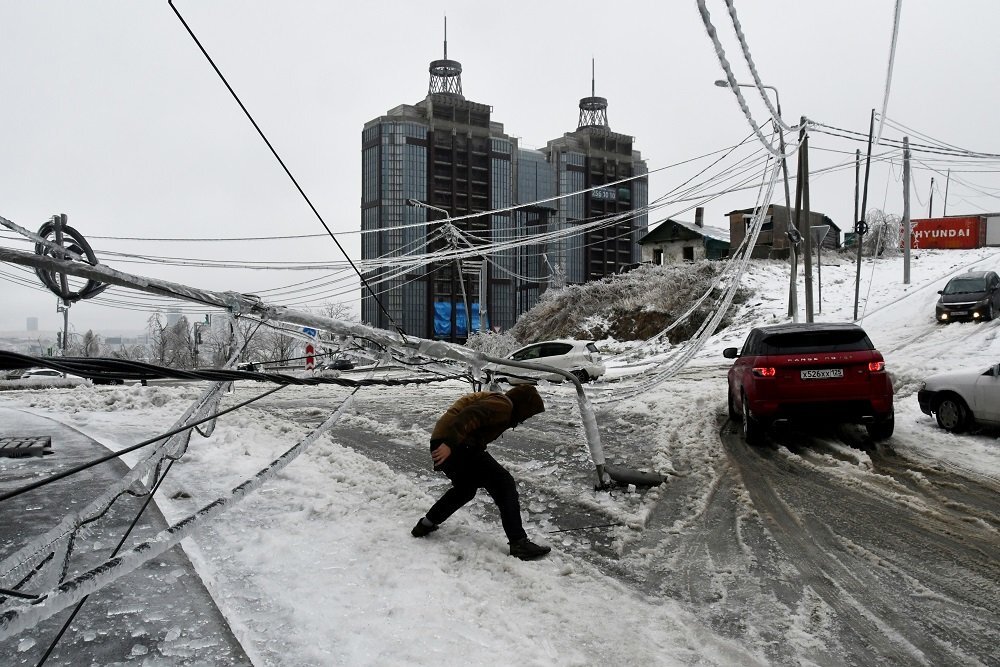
[723,347,739,359]
[937,290,943,295]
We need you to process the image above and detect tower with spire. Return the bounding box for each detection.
[577,59,609,129]
[360,19,555,341]
[428,18,463,97]
[542,59,648,283]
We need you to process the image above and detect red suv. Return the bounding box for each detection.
[723,323,894,444]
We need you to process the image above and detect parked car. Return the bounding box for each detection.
[19,368,65,379]
[917,362,1000,432]
[723,322,895,444]
[935,270,1000,322]
[492,339,605,384]
[18,368,84,381]
[325,357,355,371]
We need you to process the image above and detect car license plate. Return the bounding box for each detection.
[950,311,968,316]
[800,368,844,380]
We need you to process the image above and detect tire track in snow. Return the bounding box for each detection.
[723,420,1000,666]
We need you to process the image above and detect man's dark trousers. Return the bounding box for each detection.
[426,445,527,542]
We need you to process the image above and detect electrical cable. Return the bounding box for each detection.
[166,0,403,337]
[36,455,177,666]
[723,0,790,132]
[874,0,904,147]
[696,0,802,158]
[0,351,465,388]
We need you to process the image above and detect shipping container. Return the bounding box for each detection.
[910,216,986,250]
[987,215,1000,246]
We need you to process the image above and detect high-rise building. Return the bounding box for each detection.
[361,44,646,341]
[542,72,648,283]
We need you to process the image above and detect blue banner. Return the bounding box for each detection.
[433,301,480,337]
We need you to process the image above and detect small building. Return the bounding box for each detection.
[726,204,840,259]
[638,207,730,263]
[910,213,1000,249]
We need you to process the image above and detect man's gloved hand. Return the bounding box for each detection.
[431,443,452,466]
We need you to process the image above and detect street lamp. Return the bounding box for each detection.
[406,199,476,338]
[714,79,798,322]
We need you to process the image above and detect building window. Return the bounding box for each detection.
[653,248,663,265]
[683,246,695,262]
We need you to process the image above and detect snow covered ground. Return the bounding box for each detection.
[2,246,998,665]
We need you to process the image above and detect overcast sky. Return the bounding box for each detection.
[3,1,1000,335]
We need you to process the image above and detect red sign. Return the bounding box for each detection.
[305,343,315,370]
[911,216,983,250]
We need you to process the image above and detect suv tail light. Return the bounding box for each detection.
[868,361,885,372]
[752,367,776,377]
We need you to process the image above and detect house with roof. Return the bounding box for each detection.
[726,204,840,260]
[638,207,730,264]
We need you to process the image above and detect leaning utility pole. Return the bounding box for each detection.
[800,120,814,323]
[929,177,934,217]
[903,136,911,284]
[853,110,875,321]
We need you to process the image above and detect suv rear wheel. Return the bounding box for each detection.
[866,413,894,441]
[572,369,590,383]
[742,391,764,445]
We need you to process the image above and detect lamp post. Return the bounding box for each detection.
[406,199,474,339]
[714,80,797,321]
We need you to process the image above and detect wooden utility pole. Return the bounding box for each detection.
[853,110,875,321]
[943,169,951,216]
[801,122,814,323]
[793,123,806,321]
[903,137,911,284]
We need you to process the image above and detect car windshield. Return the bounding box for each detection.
[943,277,987,294]
[758,329,873,354]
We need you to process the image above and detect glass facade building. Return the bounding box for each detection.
[544,128,648,283]
[361,57,647,340]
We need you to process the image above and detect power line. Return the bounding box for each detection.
[166,0,401,336]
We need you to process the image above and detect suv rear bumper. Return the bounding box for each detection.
[748,397,894,424]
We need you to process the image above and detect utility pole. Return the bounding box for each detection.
[903,136,911,284]
[774,114,797,322]
[929,177,934,217]
[479,260,488,333]
[800,120,814,323]
[853,110,875,321]
[943,169,951,217]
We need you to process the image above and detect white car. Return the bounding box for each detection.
[917,363,1000,432]
[19,368,67,379]
[491,339,606,384]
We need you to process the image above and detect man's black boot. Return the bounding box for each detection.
[509,537,551,560]
[411,517,438,537]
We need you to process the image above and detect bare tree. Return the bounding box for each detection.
[109,344,146,361]
[201,316,265,367]
[147,313,168,365]
[165,316,195,368]
[319,300,358,323]
[863,209,903,257]
[81,330,101,357]
[264,327,298,365]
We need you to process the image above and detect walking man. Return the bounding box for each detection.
[411,384,551,560]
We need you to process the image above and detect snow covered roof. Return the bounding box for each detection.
[640,217,731,244]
